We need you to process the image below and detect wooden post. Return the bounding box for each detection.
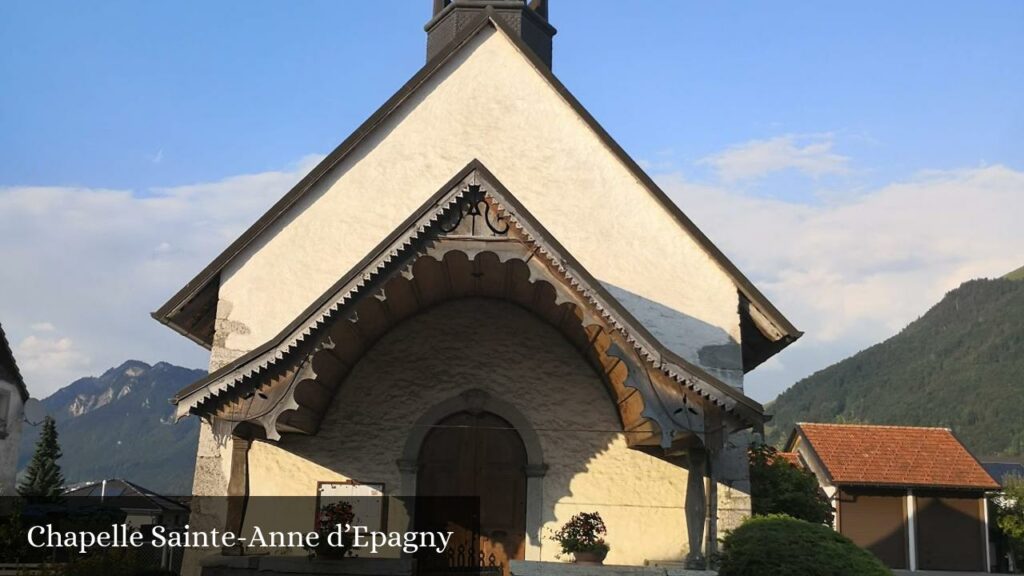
[222,434,252,555]
[685,447,707,569]
[705,456,718,561]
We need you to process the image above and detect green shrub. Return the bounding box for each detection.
[62,548,144,576]
[749,444,833,525]
[718,515,892,576]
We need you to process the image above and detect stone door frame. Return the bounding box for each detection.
[398,388,548,560]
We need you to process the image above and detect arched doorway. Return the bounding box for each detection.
[416,411,527,573]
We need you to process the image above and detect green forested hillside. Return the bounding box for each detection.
[767,277,1024,457]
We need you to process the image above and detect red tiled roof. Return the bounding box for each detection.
[777,452,802,467]
[795,423,999,490]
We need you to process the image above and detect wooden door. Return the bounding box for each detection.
[837,488,908,569]
[915,491,986,571]
[416,411,527,575]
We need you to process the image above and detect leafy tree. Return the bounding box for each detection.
[18,416,65,501]
[749,443,833,525]
[995,475,1024,569]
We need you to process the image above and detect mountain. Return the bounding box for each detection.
[18,360,204,494]
[766,275,1024,458]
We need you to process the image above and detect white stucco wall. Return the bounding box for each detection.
[212,24,744,387]
[243,299,693,566]
[793,437,838,501]
[0,379,25,495]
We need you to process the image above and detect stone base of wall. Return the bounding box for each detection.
[199,555,414,576]
[511,560,715,576]
[195,557,717,576]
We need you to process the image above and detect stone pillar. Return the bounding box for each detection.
[524,464,548,561]
[711,431,753,536]
[179,421,234,575]
[685,447,708,569]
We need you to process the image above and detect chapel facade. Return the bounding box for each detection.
[155,2,800,574]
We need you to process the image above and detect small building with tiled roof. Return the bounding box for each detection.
[786,422,999,572]
[0,321,29,495]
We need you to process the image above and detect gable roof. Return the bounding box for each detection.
[0,322,28,401]
[788,423,999,490]
[173,160,766,437]
[64,478,189,512]
[152,9,800,372]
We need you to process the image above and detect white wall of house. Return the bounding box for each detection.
[0,378,24,495]
[210,24,745,390]
[792,437,837,501]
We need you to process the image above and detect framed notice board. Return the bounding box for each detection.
[315,480,387,532]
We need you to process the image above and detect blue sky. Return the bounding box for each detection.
[1,1,1023,401]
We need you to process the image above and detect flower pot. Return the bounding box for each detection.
[573,549,608,565]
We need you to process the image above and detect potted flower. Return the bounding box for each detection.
[551,512,610,565]
[306,501,356,559]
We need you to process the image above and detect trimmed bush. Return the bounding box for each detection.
[718,515,892,576]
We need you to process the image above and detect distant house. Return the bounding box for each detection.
[64,478,190,529]
[63,479,189,572]
[982,458,1024,487]
[785,423,999,572]
[0,322,29,495]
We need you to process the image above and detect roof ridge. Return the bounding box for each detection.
[798,422,953,431]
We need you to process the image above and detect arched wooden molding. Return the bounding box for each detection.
[204,246,707,447]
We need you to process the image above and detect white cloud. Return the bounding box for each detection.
[659,164,1024,401]
[2,144,1021,406]
[698,133,850,182]
[14,333,91,387]
[0,154,323,395]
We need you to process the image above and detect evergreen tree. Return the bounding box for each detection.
[18,416,64,501]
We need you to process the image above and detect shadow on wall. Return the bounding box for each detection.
[601,283,743,389]
[258,298,698,564]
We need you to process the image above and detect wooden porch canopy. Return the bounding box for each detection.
[172,161,765,452]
